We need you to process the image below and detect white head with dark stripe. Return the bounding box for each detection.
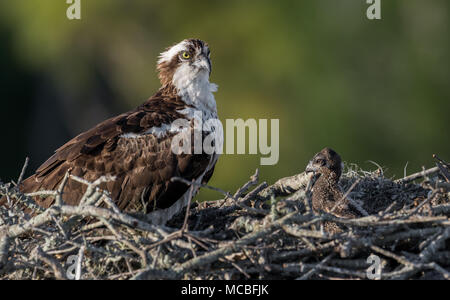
[157,39,213,87]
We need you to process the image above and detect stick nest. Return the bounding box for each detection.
[1,160,449,280]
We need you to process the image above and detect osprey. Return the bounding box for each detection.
[1,39,221,225]
[305,148,357,234]
[305,148,357,219]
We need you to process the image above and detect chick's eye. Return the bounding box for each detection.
[181,51,191,59]
[315,159,325,165]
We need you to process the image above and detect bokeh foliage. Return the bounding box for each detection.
[0,0,448,201]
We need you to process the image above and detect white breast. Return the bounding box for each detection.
[146,70,220,225]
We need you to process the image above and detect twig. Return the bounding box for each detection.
[171,177,233,200]
[419,228,450,263]
[259,172,311,200]
[33,247,67,280]
[395,167,440,184]
[55,171,71,206]
[297,253,335,280]
[17,157,29,186]
[0,229,10,269]
[182,183,195,232]
[75,245,85,280]
[233,169,259,199]
[330,179,361,215]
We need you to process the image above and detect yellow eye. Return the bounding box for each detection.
[182,51,190,59]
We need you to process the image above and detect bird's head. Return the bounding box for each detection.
[157,39,212,88]
[305,148,343,182]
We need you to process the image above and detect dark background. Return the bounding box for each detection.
[0,0,449,201]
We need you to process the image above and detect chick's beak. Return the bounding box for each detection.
[305,160,317,174]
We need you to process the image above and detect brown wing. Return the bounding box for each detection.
[17,88,216,212]
[110,133,214,213]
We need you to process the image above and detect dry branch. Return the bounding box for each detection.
[0,164,449,280]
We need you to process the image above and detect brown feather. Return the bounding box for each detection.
[6,84,216,215]
[306,148,358,234]
[1,39,219,222]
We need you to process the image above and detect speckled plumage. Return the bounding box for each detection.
[306,148,358,233]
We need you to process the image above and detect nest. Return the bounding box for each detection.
[0,159,449,280]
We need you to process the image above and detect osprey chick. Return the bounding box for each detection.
[1,39,220,225]
[305,148,357,219]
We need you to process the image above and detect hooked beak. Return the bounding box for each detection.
[193,55,212,75]
[305,160,318,174]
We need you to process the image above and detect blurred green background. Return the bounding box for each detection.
[0,0,449,201]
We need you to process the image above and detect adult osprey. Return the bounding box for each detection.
[2,39,221,225]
